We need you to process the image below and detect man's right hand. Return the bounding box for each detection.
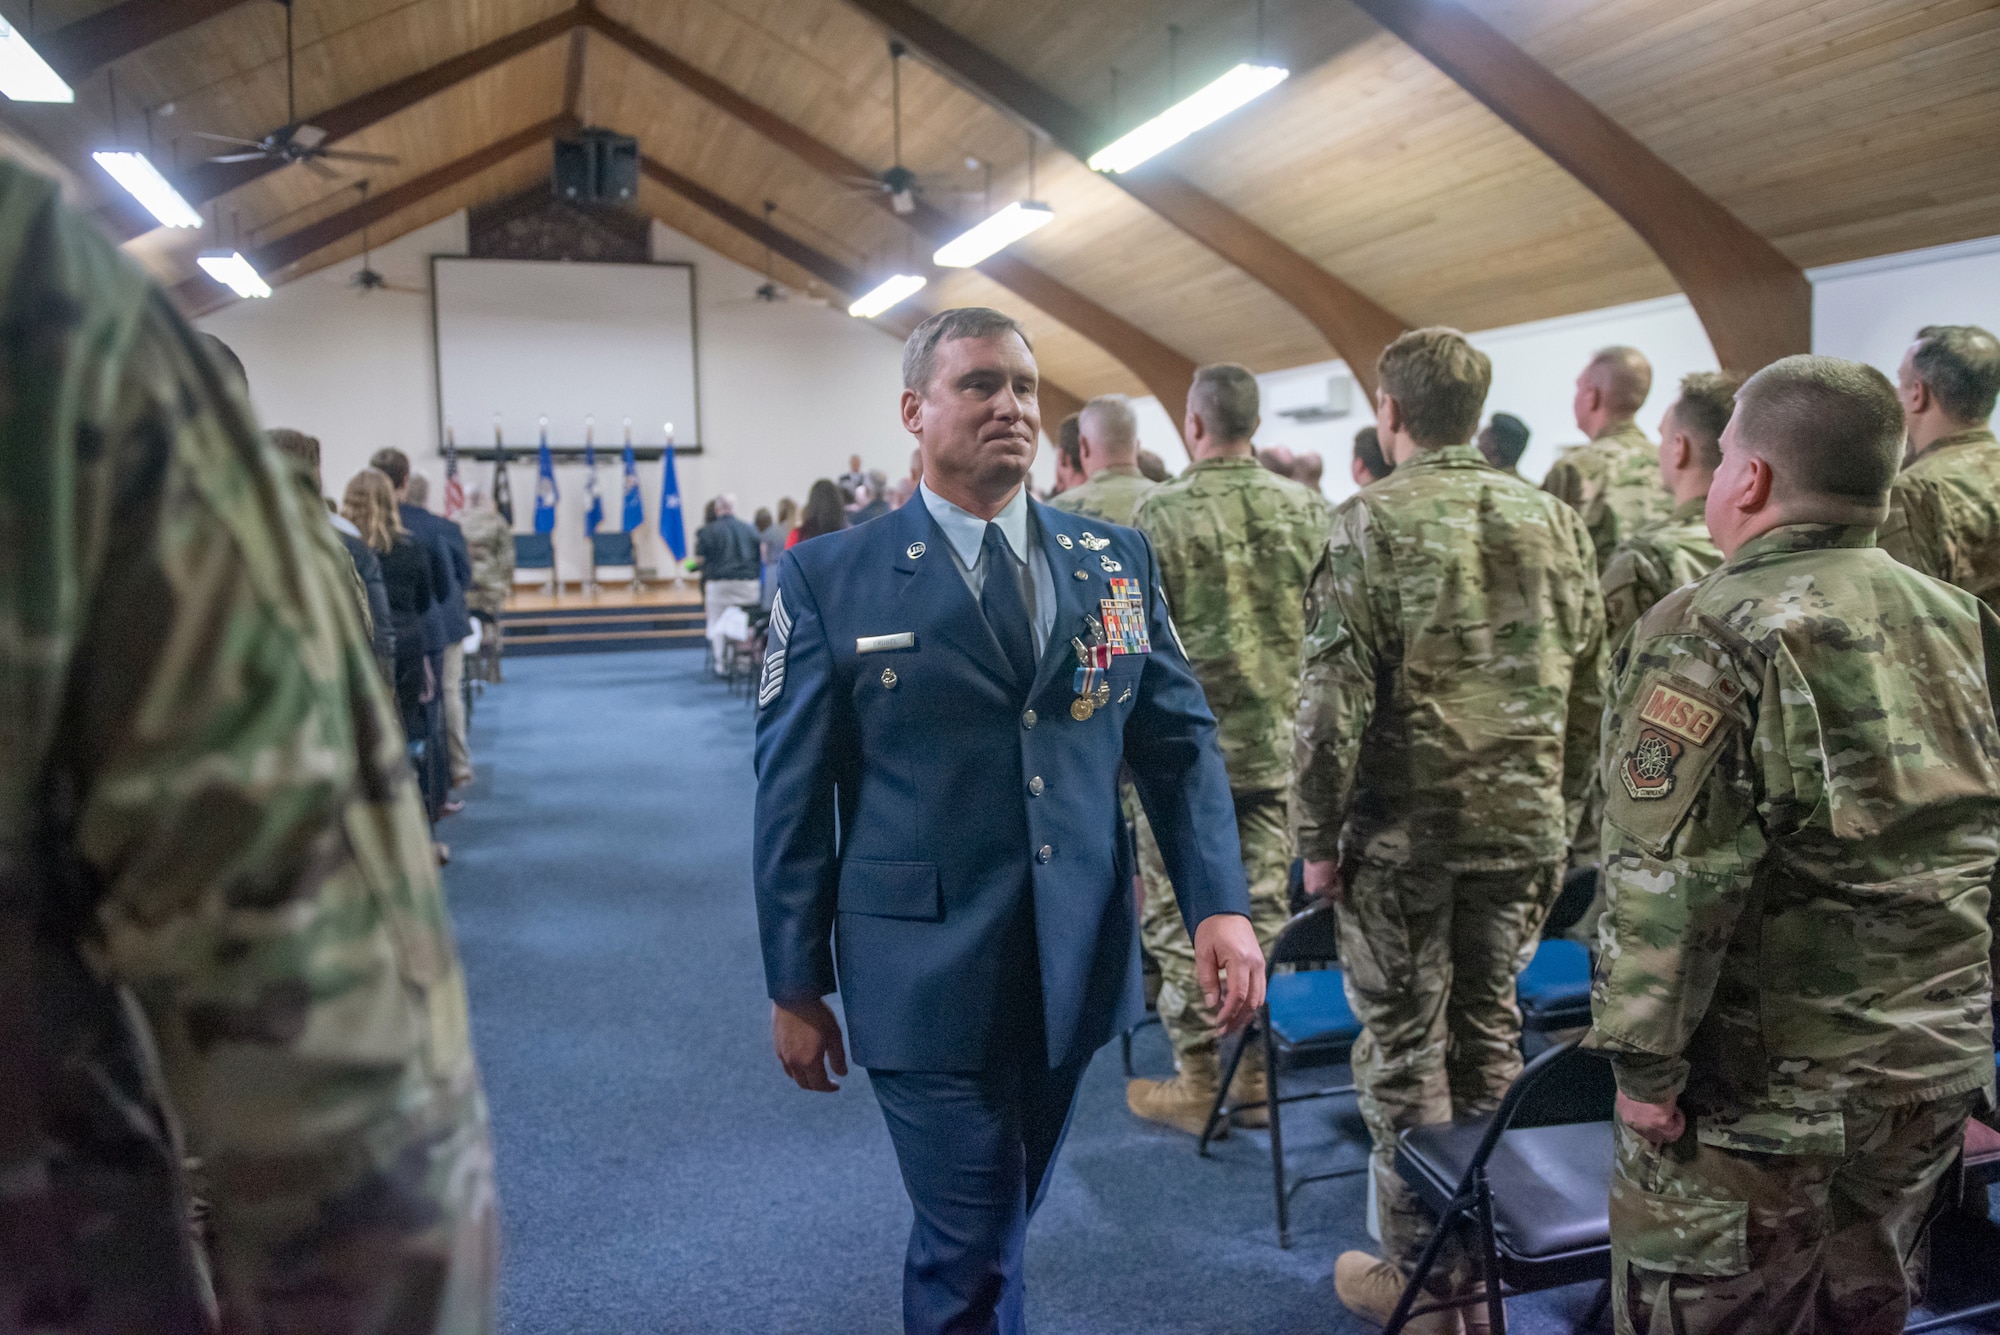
[1302,858,1344,905]
[773,998,848,1092]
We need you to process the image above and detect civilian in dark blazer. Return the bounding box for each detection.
[754,308,1262,1335]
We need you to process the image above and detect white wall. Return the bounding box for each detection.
[200,211,466,505]
[1809,236,2000,384]
[197,208,910,579]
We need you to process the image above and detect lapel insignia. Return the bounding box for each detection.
[1079,532,1110,551]
[906,541,926,559]
[1056,533,1074,549]
[881,667,899,688]
[1098,554,1122,573]
[1073,568,1089,580]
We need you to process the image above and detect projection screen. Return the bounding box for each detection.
[431,257,700,448]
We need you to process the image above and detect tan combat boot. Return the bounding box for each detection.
[1333,1251,1462,1334]
[1227,1053,1270,1129]
[1126,1054,1224,1138]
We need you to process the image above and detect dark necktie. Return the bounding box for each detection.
[979,521,1037,688]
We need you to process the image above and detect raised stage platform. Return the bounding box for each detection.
[501,584,707,655]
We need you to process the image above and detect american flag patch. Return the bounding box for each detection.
[758,592,792,707]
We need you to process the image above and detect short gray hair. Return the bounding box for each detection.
[1079,395,1138,454]
[903,307,1031,392]
[1912,324,2000,422]
[713,493,735,515]
[405,473,429,505]
[1189,363,1260,441]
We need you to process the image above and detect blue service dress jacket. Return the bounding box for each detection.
[753,490,1251,1073]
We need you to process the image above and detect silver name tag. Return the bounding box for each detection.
[856,632,916,654]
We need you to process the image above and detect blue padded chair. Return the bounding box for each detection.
[1387,1033,1618,1335]
[1201,903,1366,1248]
[1518,938,1593,1033]
[1520,866,1598,1035]
[513,533,555,593]
[589,531,639,590]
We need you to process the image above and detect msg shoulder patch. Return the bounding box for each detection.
[758,591,792,708]
[1606,672,1736,854]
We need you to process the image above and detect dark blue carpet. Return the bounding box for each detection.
[443,649,2000,1334]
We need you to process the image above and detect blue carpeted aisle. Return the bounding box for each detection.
[443,650,1997,1334]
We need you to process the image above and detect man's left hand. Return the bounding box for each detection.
[1616,1090,1685,1146]
[1194,913,1265,1034]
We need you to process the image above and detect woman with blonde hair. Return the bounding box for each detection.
[344,468,433,744]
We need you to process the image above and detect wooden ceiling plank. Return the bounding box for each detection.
[178,7,584,206]
[585,4,1196,430]
[38,0,251,81]
[837,0,1411,395]
[1350,0,1809,373]
[639,154,865,295]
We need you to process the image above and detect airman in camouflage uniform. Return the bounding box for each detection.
[1124,365,1329,1136]
[460,492,515,680]
[0,160,496,1334]
[1544,346,1674,573]
[1588,356,1998,1335]
[1570,374,1734,914]
[1295,329,1605,1328]
[1050,394,1156,525]
[1878,324,2000,609]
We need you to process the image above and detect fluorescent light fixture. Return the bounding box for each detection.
[92,151,202,228]
[0,16,73,102]
[933,201,1055,268]
[1087,63,1288,174]
[848,273,926,319]
[197,251,272,299]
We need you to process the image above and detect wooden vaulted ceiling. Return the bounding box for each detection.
[5,0,1997,406]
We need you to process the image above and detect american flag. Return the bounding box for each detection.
[443,427,466,517]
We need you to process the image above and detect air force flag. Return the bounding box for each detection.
[659,427,686,561]
[621,425,643,532]
[533,421,558,535]
[583,428,604,535]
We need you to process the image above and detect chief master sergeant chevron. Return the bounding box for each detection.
[753,307,1263,1335]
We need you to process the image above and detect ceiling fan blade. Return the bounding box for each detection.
[193,130,268,147]
[317,149,400,165]
[382,283,427,295]
[301,156,342,181]
[291,123,328,149]
[208,151,273,164]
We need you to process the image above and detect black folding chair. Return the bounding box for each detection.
[1200,903,1367,1248]
[1386,1032,1617,1335]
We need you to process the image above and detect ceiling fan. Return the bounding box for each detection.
[347,183,423,295]
[718,202,831,308]
[836,41,985,216]
[196,1,398,180]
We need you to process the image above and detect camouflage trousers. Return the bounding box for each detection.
[1132,786,1293,1071]
[1611,1095,1973,1335]
[1337,861,1561,1288]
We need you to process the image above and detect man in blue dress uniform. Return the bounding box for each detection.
[754,308,1263,1333]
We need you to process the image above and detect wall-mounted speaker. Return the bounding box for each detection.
[553,128,639,204]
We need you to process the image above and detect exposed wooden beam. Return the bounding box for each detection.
[640,155,864,295]
[1039,382,1084,431]
[1347,0,1808,373]
[38,0,249,81]
[839,0,1410,395]
[177,7,584,205]
[584,4,1194,427]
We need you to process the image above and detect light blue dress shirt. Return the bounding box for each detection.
[919,480,1057,658]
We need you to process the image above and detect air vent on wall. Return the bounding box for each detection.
[1275,375,1355,424]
